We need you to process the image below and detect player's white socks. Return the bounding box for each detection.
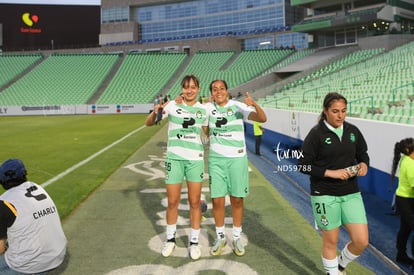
[215,226,225,240]
[339,242,359,268]
[232,226,242,240]
[322,256,339,275]
[166,224,176,241]
[190,228,200,244]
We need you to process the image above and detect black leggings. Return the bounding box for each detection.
[255,135,262,154]
[395,196,414,255]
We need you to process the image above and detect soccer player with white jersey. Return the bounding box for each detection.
[0,159,67,274]
[145,75,208,260]
[205,79,266,257]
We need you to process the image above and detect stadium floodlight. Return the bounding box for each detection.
[259,41,271,45]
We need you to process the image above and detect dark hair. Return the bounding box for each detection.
[319,92,348,123]
[209,79,228,93]
[391,137,414,184]
[181,74,200,89]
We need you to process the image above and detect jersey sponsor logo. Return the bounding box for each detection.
[215,117,227,128]
[211,108,234,117]
[211,108,242,119]
[176,108,183,115]
[211,125,233,137]
[182,117,195,128]
[176,108,204,117]
[212,132,232,138]
[176,133,196,140]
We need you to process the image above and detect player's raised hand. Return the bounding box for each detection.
[244,91,267,122]
[244,92,254,106]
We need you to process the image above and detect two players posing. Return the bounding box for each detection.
[145,75,266,260]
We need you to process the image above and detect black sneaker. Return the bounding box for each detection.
[396,253,414,265]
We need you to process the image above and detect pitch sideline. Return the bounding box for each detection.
[41,125,147,189]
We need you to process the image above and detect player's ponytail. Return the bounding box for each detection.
[391,138,414,185]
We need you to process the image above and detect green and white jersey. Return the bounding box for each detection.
[163,101,208,160]
[205,100,253,158]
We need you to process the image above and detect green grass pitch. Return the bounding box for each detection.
[0,115,373,274]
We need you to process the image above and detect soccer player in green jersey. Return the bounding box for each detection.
[205,79,266,257]
[146,75,208,260]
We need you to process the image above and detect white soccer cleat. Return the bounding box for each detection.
[210,238,227,256]
[189,243,201,260]
[161,240,176,257]
[233,238,245,256]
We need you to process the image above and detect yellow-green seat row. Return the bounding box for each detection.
[262,42,414,124]
[0,53,120,105]
[170,49,292,99]
[169,51,236,99]
[97,52,187,104]
[0,54,43,87]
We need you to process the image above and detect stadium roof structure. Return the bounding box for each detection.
[290,0,414,48]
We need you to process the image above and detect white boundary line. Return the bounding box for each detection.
[41,125,146,188]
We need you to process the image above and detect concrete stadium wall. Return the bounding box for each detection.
[358,34,414,51]
[245,108,414,203]
[100,35,244,54]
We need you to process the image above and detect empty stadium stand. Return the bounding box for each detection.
[96,52,187,104]
[0,53,120,105]
[259,42,414,124]
[0,54,44,89]
[0,41,412,124]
